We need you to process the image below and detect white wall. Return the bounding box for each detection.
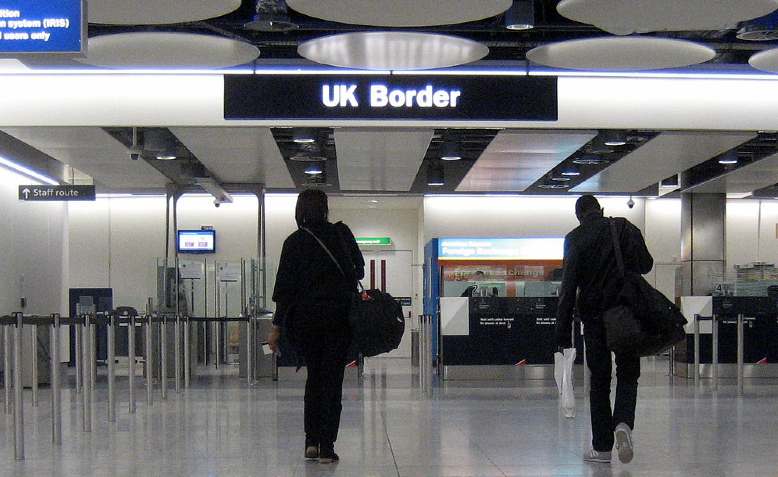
[0,167,68,316]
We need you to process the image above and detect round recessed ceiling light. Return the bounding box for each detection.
[88,0,241,25]
[298,32,489,71]
[551,176,572,182]
[539,183,570,189]
[293,128,316,144]
[156,154,177,161]
[718,151,739,165]
[286,0,511,27]
[526,36,716,71]
[305,163,324,175]
[557,0,778,36]
[440,142,462,161]
[78,32,259,68]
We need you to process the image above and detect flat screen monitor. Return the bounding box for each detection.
[177,230,215,254]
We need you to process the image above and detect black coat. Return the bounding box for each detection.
[272,221,365,328]
[556,214,653,348]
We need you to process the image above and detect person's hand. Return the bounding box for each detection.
[555,329,573,350]
[267,326,281,354]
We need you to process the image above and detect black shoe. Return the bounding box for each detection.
[304,436,319,460]
[319,445,339,464]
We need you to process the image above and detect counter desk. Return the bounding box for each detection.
[440,297,584,380]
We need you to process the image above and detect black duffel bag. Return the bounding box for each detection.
[303,226,405,357]
[349,287,405,357]
[603,220,687,356]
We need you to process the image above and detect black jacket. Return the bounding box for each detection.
[272,221,365,327]
[555,214,653,348]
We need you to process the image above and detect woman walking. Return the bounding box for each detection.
[268,189,365,464]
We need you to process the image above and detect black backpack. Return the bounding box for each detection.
[301,226,405,357]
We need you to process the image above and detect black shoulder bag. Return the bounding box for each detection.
[301,227,405,357]
[603,219,687,356]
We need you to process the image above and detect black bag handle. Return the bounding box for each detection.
[609,218,625,278]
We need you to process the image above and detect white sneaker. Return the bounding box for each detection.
[583,448,612,464]
[614,423,634,463]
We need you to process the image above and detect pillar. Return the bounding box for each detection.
[680,193,726,296]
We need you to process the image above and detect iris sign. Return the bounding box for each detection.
[438,238,564,261]
[224,74,557,121]
[0,1,85,55]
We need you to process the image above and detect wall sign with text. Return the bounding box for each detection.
[224,75,558,121]
[18,184,94,201]
[0,1,85,55]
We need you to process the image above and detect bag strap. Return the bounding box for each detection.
[609,218,625,278]
[301,227,346,277]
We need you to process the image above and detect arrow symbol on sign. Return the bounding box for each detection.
[22,188,30,199]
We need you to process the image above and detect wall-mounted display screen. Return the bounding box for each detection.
[177,230,216,254]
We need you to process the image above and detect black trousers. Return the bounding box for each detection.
[296,317,351,446]
[584,318,641,452]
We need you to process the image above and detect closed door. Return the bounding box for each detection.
[362,250,414,358]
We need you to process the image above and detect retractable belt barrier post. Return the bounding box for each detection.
[13,312,24,460]
[161,313,168,401]
[81,314,91,432]
[737,314,745,395]
[50,313,62,445]
[4,321,11,415]
[712,314,719,390]
[146,314,154,405]
[108,312,116,422]
[89,314,96,416]
[128,312,136,414]
[246,313,253,385]
[175,314,181,393]
[31,319,38,408]
[184,315,191,389]
[693,314,701,387]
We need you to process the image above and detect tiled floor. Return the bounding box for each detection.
[1,358,778,476]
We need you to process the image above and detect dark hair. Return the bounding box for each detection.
[295,189,329,227]
[575,195,602,221]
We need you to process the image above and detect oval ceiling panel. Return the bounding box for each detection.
[287,0,512,27]
[557,0,778,35]
[298,32,489,71]
[78,33,259,68]
[88,0,241,25]
[526,37,716,71]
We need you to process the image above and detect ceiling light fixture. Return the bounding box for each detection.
[573,155,606,165]
[505,0,535,30]
[293,128,316,144]
[156,151,177,161]
[427,164,445,186]
[538,183,570,189]
[718,151,739,165]
[602,131,627,146]
[440,141,462,161]
[304,163,324,175]
[561,165,582,176]
[245,0,299,32]
[0,155,59,186]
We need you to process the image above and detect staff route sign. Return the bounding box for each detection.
[0,1,85,55]
[18,185,95,201]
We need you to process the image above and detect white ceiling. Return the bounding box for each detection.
[170,127,294,188]
[687,152,778,194]
[1,127,168,189]
[575,131,756,193]
[457,129,597,192]
[334,128,433,191]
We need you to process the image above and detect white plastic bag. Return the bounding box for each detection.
[554,348,577,418]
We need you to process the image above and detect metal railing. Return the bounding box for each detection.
[691,313,748,395]
[417,315,434,398]
[0,305,272,461]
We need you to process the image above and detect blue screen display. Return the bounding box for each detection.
[0,1,83,54]
[177,230,216,254]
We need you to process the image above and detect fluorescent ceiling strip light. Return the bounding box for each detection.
[391,69,527,76]
[0,155,58,185]
[528,68,778,81]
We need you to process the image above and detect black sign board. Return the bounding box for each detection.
[18,185,95,201]
[395,296,412,307]
[224,75,558,121]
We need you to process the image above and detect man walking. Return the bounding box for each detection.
[556,195,653,464]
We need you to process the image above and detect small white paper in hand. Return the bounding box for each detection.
[561,347,577,418]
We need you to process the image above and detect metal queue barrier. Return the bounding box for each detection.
[417,315,434,397]
[0,308,271,461]
[682,296,778,394]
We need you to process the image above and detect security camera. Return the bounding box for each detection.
[214,201,221,208]
[627,197,635,209]
[128,145,143,161]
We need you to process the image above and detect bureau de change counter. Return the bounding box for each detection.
[440,296,583,380]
